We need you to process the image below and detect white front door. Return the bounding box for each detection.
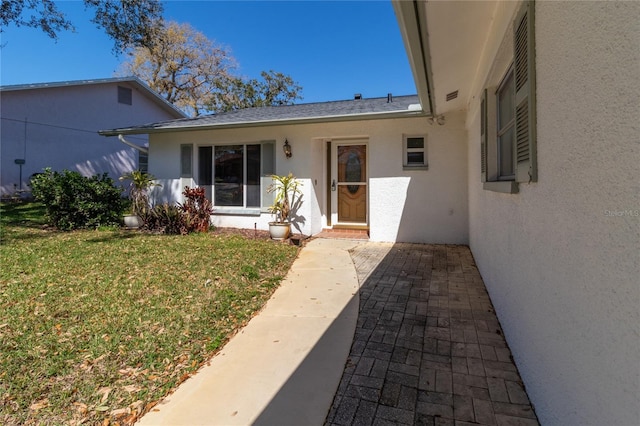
[330,141,367,226]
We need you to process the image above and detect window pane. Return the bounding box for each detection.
[499,126,515,177]
[407,152,425,165]
[246,144,261,208]
[498,71,514,128]
[215,145,243,206]
[180,144,192,177]
[198,146,213,185]
[261,142,275,208]
[338,145,366,182]
[138,151,148,173]
[407,137,424,149]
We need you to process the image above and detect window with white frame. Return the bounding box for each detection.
[481,0,536,193]
[403,135,428,169]
[196,142,274,210]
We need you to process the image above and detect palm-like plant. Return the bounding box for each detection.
[119,170,161,218]
[267,173,302,223]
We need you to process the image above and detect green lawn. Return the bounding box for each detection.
[0,202,298,425]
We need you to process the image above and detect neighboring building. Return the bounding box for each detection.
[101,1,639,425]
[0,77,186,196]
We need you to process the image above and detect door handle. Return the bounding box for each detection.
[331,179,336,191]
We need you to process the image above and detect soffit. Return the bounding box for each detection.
[425,1,497,114]
[413,1,498,115]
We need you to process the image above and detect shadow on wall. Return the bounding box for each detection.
[75,149,137,182]
[288,193,307,235]
[369,174,467,244]
[369,176,410,242]
[1,148,138,195]
[395,174,468,245]
[150,180,186,206]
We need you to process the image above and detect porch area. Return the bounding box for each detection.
[325,242,538,425]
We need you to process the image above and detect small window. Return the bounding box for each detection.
[180,144,193,178]
[138,151,148,173]
[118,86,132,105]
[403,135,428,169]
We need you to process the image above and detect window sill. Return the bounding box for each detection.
[403,165,429,171]
[213,208,262,216]
[483,181,519,194]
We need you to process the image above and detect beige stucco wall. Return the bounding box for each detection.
[149,113,468,244]
[467,2,640,425]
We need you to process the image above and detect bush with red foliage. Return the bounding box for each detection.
[179,186,214,233]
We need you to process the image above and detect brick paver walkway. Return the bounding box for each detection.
[325,243,539,426]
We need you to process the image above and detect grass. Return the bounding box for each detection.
[0,202,299,425]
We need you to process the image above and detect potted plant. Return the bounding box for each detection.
[267,173,302,240]
[119,170,161,228]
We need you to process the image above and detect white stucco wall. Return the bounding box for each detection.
[149,113,468,244]
[0,82,181,195]
[369,111,468,243]
[467,2,640,425]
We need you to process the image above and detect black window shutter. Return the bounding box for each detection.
[514,0,537,183]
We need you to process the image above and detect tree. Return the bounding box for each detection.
[0,0,163,52]
[212,70,303,113]
[120,21,237,117]
[121,21,303,116]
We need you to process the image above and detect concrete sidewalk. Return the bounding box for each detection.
[138,238,362,426]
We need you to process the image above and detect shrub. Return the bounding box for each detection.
[147,203,187,235]
[179,186,214,233]
[30,168,124,230]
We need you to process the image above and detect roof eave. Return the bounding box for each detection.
[392,0,436,115]
[99,108,429,137]
[0,76,187,119]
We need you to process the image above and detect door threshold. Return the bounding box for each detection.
[331,224,369,231]
[317,228,369,240]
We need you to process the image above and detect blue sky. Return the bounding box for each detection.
[0,0,416,103]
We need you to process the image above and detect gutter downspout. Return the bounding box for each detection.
[118,134,148,154]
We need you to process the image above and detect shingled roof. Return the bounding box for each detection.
[100,94,427,136]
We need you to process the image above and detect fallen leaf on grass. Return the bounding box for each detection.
[111,407,130,417]
[122,384,140,393]
[73,401,89,415]
[97,387,112,403]
[30,398,49,410]
[130,400,144,414]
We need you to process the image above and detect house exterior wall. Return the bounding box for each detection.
[148,112,468,244]
[467,2,640,425]
[0,82,181,195]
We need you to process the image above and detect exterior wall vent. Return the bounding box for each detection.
[118,86,133,105]
[446,90,459,102]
